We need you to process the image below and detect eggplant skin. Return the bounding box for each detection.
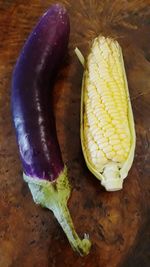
[11,4,70,182]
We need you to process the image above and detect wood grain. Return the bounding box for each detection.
[0,1,150,266]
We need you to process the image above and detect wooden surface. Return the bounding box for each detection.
[0,1,150,266]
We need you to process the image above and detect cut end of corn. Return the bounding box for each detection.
[80,35,136,191]
[101,163,123,191]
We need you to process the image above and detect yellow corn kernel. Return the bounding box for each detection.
[79,36,136,191]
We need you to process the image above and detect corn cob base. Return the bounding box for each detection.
[79,36,136,191]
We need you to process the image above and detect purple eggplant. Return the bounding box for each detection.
[11,4,91,256]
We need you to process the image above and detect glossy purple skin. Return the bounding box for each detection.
[11,4,70,181]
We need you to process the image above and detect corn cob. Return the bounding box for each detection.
[78,36,136,191]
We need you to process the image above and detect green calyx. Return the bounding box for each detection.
[23,167,91,256]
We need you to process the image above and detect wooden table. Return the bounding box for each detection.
[0,1,150,266]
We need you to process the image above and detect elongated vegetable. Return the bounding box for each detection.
[76,36,136,191]
[11,4,91,256]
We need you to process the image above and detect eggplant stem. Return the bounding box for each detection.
[23,167,91,256]
[52,200,91,256]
